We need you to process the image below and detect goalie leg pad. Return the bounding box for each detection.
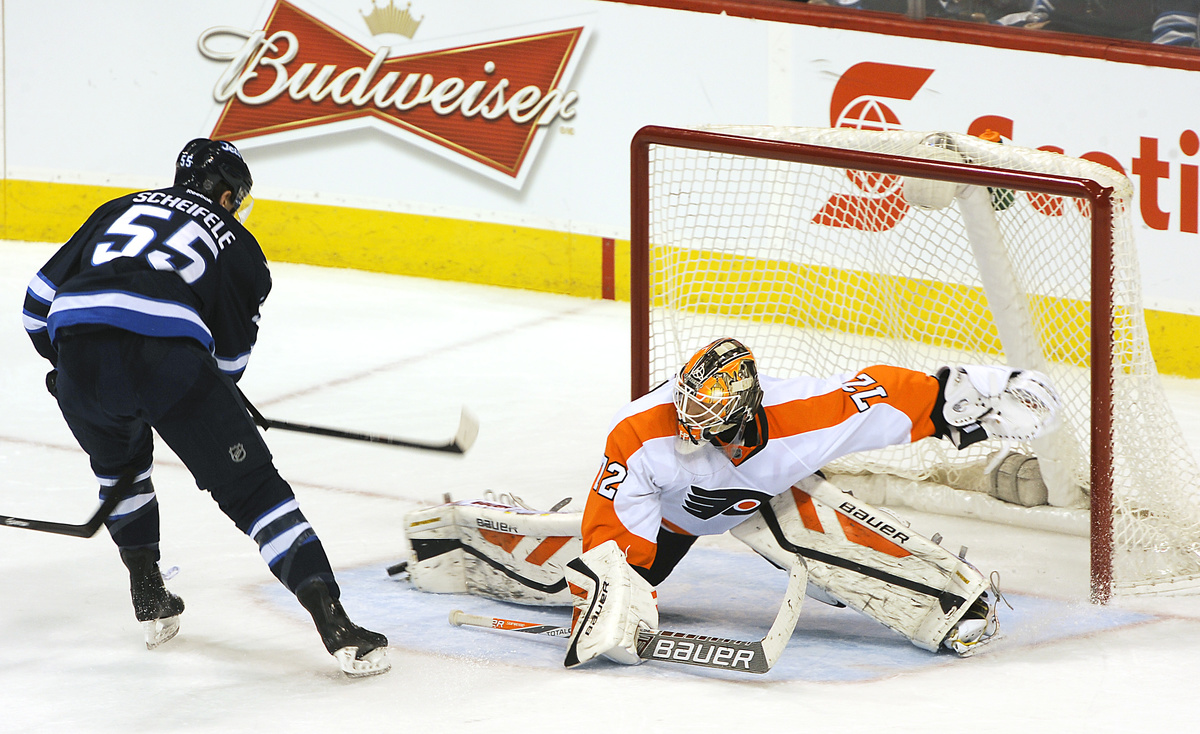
[404,499,582,606]
[732,475,994,653]
[564,540,659,668]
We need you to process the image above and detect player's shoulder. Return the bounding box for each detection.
[624,379,674,417]
[759,371,849,405]
[605,380,677,445]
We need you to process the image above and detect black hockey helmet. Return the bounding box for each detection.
[174,138,211,185]
[178,139,253,212]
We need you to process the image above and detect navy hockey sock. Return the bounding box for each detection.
[102,472,161,554]
[248,498,339,595]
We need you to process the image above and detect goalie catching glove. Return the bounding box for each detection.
[937,365,1060,449]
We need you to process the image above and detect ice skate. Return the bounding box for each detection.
[120,547,185,650]
[942,593,1000,657]
[296,578,391,678]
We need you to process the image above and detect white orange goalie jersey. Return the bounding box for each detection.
[583,365,941,572]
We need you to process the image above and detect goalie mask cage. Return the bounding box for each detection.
[630,124,1200,602]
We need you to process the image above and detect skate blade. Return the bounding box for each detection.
[143,615,181,650]
[333,646,391,678]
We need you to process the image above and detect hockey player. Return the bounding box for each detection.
[21,139,389,677]
[566,337,1060,668]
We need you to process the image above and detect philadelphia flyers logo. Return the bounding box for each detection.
[683,487,774,520]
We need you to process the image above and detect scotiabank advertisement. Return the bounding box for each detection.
[4,0,1200,324]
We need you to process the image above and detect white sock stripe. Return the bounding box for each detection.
[111,492,156,519]
[97,466,154,486]
[249,498,301,539]
[259,523,313,566]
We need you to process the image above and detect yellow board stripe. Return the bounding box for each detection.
[656,247,1095,362]
[3,178,1196,377]
[650,247,1164,371]
[0,179,630,302]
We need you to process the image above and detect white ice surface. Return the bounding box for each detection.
[3,239,1200,733]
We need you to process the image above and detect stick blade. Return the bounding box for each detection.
[453,408,480,453]
[637,630,771,674]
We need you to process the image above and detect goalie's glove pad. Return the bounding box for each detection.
[564,540,658,668]
[937,365,1061,448]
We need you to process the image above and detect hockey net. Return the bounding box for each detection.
[630,125,1200,600]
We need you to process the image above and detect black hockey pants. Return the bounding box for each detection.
[53,327,339,598]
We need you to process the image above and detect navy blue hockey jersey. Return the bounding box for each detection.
[22,186,271,380]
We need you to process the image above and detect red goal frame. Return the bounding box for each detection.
[629,125,1118,602]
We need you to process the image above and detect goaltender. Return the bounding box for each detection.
[564,337,1059,668]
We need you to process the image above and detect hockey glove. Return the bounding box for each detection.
[937,365,1060,448]
[45,369,58,399]
[564,540,658,669]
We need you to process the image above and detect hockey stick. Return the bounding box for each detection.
[237,388,479,454]
[449,555,808,675]
[449,611,571,638]
[0,472,134,538]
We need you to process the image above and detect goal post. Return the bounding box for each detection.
[629,124,1200,602]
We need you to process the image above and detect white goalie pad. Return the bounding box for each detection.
[564,540,659,668]
[404,498,581,606]
[731,475,993,653]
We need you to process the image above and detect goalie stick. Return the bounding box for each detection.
[1,472,133,538]
[238,388,479,454]
[449,555,807,675]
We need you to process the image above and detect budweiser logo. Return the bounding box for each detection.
[199,1,590,188]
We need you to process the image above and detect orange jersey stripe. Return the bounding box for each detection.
[582,400,677,570]
[604,402,677,460]
[767,365,939,444]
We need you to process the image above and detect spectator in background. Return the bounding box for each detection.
[812,1,1197,47]
[1151,2,1200,45]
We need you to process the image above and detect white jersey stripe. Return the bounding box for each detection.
[48,292,210,335]
[26,272,56,303]
[216,351,251,374]
[22,312,47,332]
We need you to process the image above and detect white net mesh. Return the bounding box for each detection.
[641,126,1200,595]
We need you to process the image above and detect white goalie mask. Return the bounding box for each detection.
[674,338,763,445]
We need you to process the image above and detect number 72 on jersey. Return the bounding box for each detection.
[592,457,627,500]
